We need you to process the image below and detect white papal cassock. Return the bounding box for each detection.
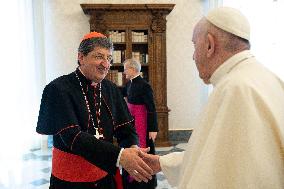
[160,50,284,189]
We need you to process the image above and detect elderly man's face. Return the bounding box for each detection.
[123,64,135,80]
[192,20,211,84]
[78,47,112,83]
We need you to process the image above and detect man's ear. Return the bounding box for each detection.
[207,33,215,58]
[78,52,84,65]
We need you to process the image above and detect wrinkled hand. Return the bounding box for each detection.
[120,148,153,182]
[140,152,161,174]
[139,147,150,153]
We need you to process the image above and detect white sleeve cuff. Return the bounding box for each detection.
[160,151,184,187]
[116,148,124,167]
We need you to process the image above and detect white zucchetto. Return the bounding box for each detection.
[206,7,250,41]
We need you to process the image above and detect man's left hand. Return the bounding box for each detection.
[119,148,153,182]
[149,132,157,141]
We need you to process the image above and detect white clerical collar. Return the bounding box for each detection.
[210,50,254,86]
[130,74,140,82]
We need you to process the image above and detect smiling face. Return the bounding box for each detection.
[78,47,112,83]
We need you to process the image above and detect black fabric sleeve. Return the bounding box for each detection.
[142,84,158,132]
[115,123,138,148]
[36,83,79,135]
[57,127,120,175]
[119,85,127,97]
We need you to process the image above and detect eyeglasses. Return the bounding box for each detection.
[93,53,113,64]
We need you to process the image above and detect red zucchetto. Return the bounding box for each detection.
[81,31,106,41]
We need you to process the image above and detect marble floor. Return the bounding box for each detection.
[0,143,187,189]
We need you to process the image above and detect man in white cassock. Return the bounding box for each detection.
[142,6,284,189]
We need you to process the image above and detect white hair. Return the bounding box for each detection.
[123,58,141,72]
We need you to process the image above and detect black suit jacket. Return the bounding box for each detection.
[122,76,158,132]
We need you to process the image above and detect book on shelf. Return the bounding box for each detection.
[117,72,123,86]
[121,50,125,63]
[132,31,147,42]
[132,52,148,64]
[113,50,122,64]
[112,50,125,64]
[107,70,124,86]
[145,54,148,64]
[109,31,125,43]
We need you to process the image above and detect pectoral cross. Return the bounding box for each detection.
[95,128,104,139]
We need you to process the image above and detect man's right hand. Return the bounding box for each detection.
[140,153,161,174]
[119,148,153,182]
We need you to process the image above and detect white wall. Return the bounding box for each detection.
[43,0,209,131]
[166,0,208,130]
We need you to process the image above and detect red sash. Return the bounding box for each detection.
[52,147,107,182]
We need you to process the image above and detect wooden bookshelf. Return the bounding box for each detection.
[81,3,175,146]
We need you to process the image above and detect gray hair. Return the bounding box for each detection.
[123,58,141,72]
[77,37,113,65]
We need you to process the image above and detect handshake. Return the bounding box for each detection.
[119,147,161,182]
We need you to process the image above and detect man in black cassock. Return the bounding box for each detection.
[36,32,153,189]
[121,58,158,189]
